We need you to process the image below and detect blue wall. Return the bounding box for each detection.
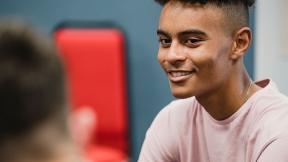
[0,1,254,161]
[0,0,172,161]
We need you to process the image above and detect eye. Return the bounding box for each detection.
[183,38,203,47]
[158,38,172,48]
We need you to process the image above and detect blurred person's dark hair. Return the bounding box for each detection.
[0,20,81,162]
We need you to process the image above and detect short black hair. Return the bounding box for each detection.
[155,0,256,33]
[0,21,67,140]
[155,0,255,7]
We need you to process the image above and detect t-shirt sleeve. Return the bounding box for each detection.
[257,136,288,162]
[138,104,178,162]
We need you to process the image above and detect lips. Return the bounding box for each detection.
[167,70,196,82]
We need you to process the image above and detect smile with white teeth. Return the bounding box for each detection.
[170,71,192,77]
[167,70,195,82]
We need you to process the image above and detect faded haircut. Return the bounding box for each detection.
[155,0,256,33]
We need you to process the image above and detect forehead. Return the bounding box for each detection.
[159,2,226,36]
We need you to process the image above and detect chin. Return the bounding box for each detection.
[170,83,196,99]
[171,90,194,99]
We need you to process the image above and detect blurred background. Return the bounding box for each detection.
[0,0,287,161]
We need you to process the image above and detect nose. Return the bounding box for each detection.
[165,42,186,65]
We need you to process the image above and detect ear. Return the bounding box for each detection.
[231,27,252,60]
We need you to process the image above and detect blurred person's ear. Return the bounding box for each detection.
[69,106,97,149]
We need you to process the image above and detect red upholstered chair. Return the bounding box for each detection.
[54,22,129,162]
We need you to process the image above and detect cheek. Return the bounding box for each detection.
[206,52,231,80]
[188,47,229,79]
[198,57,217,77]
[157,50,165,66]
[187,47,214,70]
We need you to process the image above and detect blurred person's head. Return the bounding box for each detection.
[0,20,82,162]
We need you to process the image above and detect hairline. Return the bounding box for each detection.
[160,1,250,36]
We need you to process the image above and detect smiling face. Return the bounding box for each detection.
[157,2,236,98]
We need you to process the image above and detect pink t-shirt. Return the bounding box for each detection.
[138,79,288,162]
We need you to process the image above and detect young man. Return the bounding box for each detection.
[138,0,288,161]
[0,21,84,162]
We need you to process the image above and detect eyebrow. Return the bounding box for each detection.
[156,29,207,37]
[179,29,207,37]
[157,29,170,37]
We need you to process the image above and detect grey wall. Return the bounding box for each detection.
[0,0,254,161]
[255,0,288,94]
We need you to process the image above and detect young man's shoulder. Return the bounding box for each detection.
[149,97,200,135]
[250,81,288,122]
[252,87,288,128]
[139,97,199,162]
[246,81,288,161]
[155,97,199,122]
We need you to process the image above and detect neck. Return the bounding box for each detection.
[196,67,260,120]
